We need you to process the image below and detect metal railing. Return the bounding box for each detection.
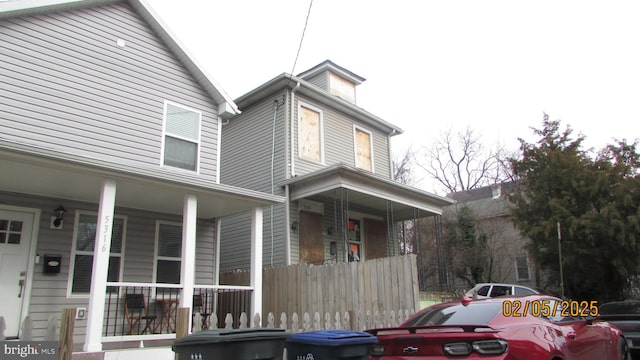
[101,283,253,340]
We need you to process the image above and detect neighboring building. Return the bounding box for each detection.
[444,182,539,291]
[0,0,283,354]
[219,60,455,270]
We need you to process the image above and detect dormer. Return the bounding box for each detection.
[297,60,365,104]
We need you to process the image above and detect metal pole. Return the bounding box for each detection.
[557,222,565,298]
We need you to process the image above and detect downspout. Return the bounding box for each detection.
[290,82,301,177]
[285,82,300,266]
[387,128,397,178]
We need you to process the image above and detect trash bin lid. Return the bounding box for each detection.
[173,328,289,346]
[287,330,377,346]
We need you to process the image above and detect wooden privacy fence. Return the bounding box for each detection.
[220,254,420,330]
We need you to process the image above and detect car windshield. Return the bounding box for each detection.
[600,302,640,315]
[404,302,503,327]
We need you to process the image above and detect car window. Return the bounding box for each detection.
[600,302,640,315]
[405,302,503,327]
[531,299,583,323]
[476,286,490,297]
[515,286,536,295]
[490,285,512,297]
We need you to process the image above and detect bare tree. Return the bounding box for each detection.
[419,127,510,194]
[392,146,416,185]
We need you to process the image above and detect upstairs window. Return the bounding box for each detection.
[298,103,324,163]
[354,125,374,172]
[515,255,530,281]
[162,102,201,171]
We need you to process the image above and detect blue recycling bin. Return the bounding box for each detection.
[286,330,377,360]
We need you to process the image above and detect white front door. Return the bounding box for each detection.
[0,209,34,338]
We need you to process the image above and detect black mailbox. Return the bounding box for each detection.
[43,254,62,274]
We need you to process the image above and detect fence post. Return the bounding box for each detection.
[174,308,190,360]
[59,308,75,360]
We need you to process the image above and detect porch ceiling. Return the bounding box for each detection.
[0,141,284,218]
[284,164,455,221]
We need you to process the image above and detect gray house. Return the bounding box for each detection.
[445,182,539,290]
[0,0,283,355]
[219,60,455,270]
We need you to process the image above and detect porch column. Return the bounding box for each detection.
[250,206,263,324]
[84,179,116,352]
[180,194,197,330]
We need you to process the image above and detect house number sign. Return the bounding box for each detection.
[100,215,111,253]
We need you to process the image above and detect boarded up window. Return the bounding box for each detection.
[329,72,356,103]
[299,211,324,264]
[354,127,373,171]
[299,106,322,162]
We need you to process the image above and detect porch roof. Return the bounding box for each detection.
[283,164,455,221]
[0,139,284,218]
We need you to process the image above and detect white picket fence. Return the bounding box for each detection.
[192,308,416,333]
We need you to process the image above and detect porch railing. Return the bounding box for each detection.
[102,282,253,341]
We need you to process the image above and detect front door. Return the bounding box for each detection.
[0,209,34,338]
[299,210,324,264]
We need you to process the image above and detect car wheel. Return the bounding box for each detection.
[619,336,631,360]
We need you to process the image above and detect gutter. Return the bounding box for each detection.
[289,82,301,177]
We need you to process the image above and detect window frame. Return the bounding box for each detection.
[297,102,325,164]
[153,220,183,285]
[353,125,375,172]
[67,211,126,298]
[515,255,531,281]
[160,100,202,172]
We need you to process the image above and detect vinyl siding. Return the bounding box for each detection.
[218,203,287,272]
[0,191,216,345]
[293,94,392,178]
[219,94,289,269]
[302,72,328,91]
[0,3,220,179]
[220,95,287,193]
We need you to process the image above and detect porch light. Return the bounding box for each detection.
[53,205,66,227]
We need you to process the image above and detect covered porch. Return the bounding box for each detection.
[0,141,283,351]
[284,164,455,264]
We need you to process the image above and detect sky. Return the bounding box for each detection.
[146,0,640,192]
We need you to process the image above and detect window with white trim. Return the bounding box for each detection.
[515,255,530,281]
[69,212,125,295]
[162,101,201,171]
[298,103,324,163]
[353,125,374,172]
[154,222,182,284]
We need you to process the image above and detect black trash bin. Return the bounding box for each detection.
[172,328,289,360]
[286,330,378,360]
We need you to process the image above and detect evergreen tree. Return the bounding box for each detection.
[509,116,640,302]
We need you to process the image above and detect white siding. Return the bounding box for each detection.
[0,3,220,179]
[0,191,216,346]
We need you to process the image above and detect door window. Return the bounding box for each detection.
[348,218,362,262]
[0,219,22,244]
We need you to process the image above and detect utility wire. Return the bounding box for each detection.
[289,0,314,78]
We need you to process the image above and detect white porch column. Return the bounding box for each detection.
[250,206,263,324]
[84,179,116,352]
[180,194,197,330]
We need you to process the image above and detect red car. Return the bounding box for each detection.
[366,295,630,359]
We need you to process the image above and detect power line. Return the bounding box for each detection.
[289,0,314,78]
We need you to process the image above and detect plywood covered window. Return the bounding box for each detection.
[298,103,324,163]
[354,125,374,172]
[162,101,201,171]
